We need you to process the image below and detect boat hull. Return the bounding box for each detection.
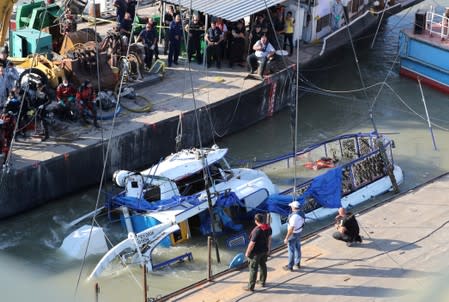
[399,29,449,94]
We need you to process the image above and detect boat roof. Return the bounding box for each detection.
[141,147,228,181]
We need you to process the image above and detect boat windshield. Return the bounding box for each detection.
[175,162,227,196]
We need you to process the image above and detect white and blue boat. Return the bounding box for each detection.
[61,132,402,278]
[399,7,449,93]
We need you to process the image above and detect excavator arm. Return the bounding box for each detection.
[0,0,18,47]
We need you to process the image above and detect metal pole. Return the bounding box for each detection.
[207,236,213,281]
[418,77,438,151]
[143,264,148,302]
[376,139,400,194]
[205,184,220,263]
[95,283,100,302]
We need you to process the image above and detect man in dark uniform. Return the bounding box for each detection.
[113,0,127,24]
[163,5,175,55]
[205,20,223,68]
[168,14,183,67]
[185,15,203,64]
[137,23,157,69]
[244,213,272,291]
[228,20,246,68]
[333,207,363,246]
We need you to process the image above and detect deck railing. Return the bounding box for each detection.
[425,9,449,40]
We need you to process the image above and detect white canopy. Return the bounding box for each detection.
[163,0,287,22]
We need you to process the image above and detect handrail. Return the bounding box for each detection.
[425,10,449,40]
[320,3,401,56]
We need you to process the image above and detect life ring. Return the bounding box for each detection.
[229,252,245,268]
[304,157,335,170]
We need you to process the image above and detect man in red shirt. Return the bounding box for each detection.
[56,79,76,120]
[76,80,99,128]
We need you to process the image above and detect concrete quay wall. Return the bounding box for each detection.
[0,70,295,219]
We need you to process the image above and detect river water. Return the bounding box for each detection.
[2,1,449,301]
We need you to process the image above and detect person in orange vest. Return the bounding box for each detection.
[56,79,77,121]
[76,80,99,128]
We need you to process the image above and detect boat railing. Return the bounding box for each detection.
[254,132,385,169]
[275,137,394,213]
[425,10,449,39]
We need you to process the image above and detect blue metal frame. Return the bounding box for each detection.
[152,252,194,270]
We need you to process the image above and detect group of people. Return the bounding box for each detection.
[243,203,362,291]
[116,3,297,77]
[0,75,100,164]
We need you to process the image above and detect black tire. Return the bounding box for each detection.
[19,68,49,89]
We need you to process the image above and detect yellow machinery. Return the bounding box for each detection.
[0,0,17,47]
[0,0,117,89]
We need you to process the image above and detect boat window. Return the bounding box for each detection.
[131,181,139,188]
[143,185,161,202]
[175,163,226,196]
[176,170,207,196]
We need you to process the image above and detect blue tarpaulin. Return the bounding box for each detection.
[299,166,343,208]
[260,167,343,216]
[111,194,202,212]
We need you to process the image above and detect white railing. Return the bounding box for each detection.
[425,9,449,40]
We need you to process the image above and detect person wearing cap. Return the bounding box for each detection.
[56,79,77,120]
[205,20,223,68]
[244,213,272,291]
[333,207,362,246]
[283,200,305,271]
[76,80,99,128]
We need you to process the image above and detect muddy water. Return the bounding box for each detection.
[2,2,449,301]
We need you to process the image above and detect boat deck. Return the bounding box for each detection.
[403,28,449,50]
[165,173,449,302]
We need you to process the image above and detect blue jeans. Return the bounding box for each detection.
[287,232,301,269]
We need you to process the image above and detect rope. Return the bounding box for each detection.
[74,0,147,297]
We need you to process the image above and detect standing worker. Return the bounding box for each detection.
[283,201,304,271]
[167,14,182,67]
[244,213,272,292]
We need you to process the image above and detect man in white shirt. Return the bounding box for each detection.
[246,34,275,79]
[283,201,305,271]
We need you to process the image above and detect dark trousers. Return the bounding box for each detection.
[168,39,180,65]
[164,29,170,54]
[36,107,49,138]
[229,38,245,64]
[187,38,202,63]
[333,231,362,243]
[283,33,294,55]
[247,54,268,76]
[206,44,221,67]
[143,45,154,68]
[248,252,268,290]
